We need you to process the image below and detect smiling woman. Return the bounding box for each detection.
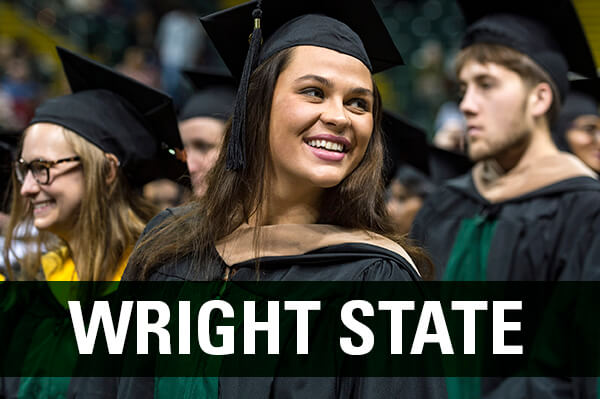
[120,0,445,397]
[2,47,184,282]
[18,124,85,239]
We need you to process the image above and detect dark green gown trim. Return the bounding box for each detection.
[443,216,498,282]
[444,216,497,399]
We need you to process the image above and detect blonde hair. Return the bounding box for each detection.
[3,126,158,280]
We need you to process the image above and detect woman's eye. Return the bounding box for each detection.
[300,88,324,98]
[347,98,369,111]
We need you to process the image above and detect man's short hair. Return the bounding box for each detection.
[455,43,561,124]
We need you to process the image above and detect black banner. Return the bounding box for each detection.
[0,282,598,377]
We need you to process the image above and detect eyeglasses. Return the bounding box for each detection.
[15,156,81,185]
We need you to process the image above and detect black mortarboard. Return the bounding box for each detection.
[200,0,404,170]
[179,67,237,122]
[382,110,430,183]
[382,110,472,185]
[458,0,597,102]
[427,145,473,183]
[553,78,600,151]
[29,47,185,187]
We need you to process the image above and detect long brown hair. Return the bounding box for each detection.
[3,127,158,280]
[127,47,433,281]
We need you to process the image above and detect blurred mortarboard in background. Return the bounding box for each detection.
[563,78,600,117]
[553,77,600,151]
[457,0,597,101]
[428,144,473,183]
[29,47,185,187]
[200,0,404,170]
[382,110,429,183]
[179,67,237,122]
[383,110,472,185]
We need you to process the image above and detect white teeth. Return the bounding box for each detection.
[33,201,52,210]
[307,139,345,153]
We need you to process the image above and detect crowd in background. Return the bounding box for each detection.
[0,0,466,134]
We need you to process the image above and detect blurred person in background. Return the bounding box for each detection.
[116,46,161,89]
[412,0,600,281]
[0,39,43,127]
[143,178,188,209]
[386,165,434,235]
[411,1,600,398]
[381,110,434,235]
[552,78,600,173]
[178,68,236,197]
[433,101,467,152]
[382,110,471,235]
[155,3,206,106]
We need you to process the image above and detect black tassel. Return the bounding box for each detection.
[226,1,263,171]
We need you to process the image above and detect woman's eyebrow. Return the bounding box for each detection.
[295,74,373,98]
[349,87,374,98]
[294,74,333,87]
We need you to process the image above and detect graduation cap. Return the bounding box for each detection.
[382,110,472,185]
[457,0,597,102]
[29,47,185,187]
[427,145,473,183]
[200,0,404,170]
[179,67,237,122]
[552,77,600,151]
[382,110,430,183]
[565,78,600,117]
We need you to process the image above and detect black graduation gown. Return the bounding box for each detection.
[109,208,447,399]
[411,173,600,399]
[411,174,600,281]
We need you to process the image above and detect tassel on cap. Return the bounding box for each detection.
[226,1,263,171]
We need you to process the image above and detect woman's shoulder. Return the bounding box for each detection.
[303,241,422,282]
[219,223,417,270]
[220,224,422,282]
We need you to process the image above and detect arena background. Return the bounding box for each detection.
[0,0,598,137]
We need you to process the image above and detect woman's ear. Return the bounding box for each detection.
[104,153,120,185]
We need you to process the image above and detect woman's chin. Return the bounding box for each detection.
[309,175,345,189]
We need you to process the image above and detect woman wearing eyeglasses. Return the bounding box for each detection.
[2,47,184,281]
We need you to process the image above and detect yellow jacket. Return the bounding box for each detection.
[41,246,131,281]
